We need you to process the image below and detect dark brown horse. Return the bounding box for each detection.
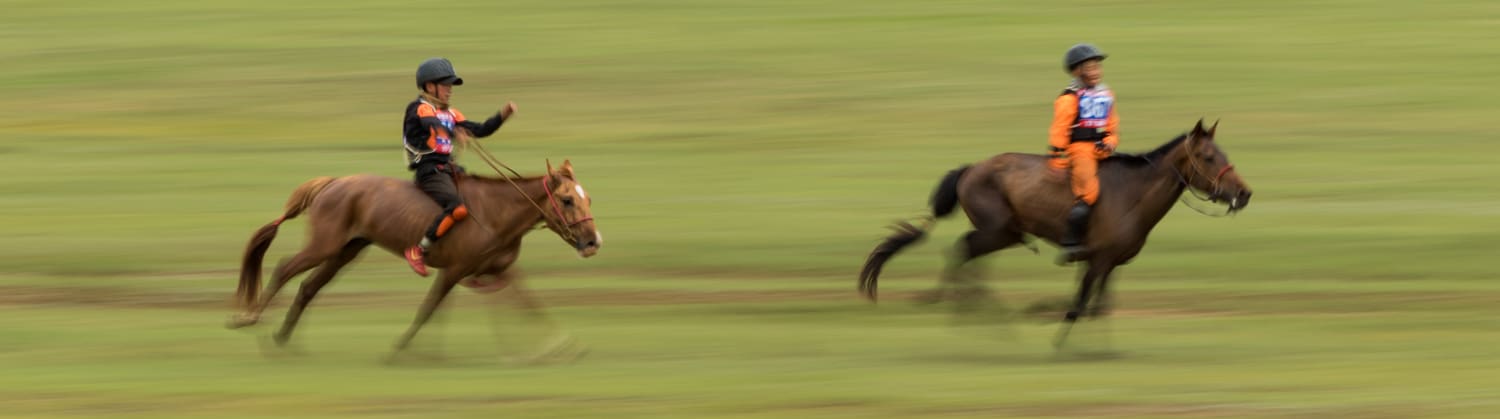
[859,120,1251,347]
[226,160,600,357]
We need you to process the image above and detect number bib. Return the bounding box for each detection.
[432,111,457,154]
[1075,88,1113,128]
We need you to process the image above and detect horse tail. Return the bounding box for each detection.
[236,176,337,310]
[858,165,971,301]
[930,164,970,218]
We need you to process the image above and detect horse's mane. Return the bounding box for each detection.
[1102,133,1187,167]
[460,173,547,184]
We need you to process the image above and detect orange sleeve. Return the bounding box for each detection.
[415,103,437,118]
[449,108,467,123]
[1050,94,1078,149]
[1103,105,1120,148]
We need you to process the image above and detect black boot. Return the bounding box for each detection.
[1057,201,1092,264]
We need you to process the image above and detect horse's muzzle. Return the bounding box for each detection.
[575,230,602,258]
[1228,190,1252,212]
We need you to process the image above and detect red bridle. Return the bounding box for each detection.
[541,176,594,229]
[1214,164,1236,188]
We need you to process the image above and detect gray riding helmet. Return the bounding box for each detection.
[1063,43,1108,71]
[416,58,464,89]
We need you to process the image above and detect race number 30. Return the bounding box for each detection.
[1079,95,1113,119]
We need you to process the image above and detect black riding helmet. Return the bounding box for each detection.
[416,58,464,89]
[1063,43,1108,72]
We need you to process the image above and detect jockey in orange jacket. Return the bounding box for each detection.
[1048,43,1118,260]
[401,58,518,277]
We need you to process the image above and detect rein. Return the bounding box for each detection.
[464,138,585,245]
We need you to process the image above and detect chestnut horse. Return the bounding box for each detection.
[227,160,600,356]
[859,120,1252,347]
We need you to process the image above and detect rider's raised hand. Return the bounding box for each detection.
[500,101,518,119]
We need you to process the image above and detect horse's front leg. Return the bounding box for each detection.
[1054,263,1104,350]
[388,267,466,360]
[1086,264,1120,319]
[481,268,586,364]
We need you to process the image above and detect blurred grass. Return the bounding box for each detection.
[1,0,1498,417]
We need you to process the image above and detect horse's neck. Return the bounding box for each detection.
[462,178,549,234]
[1118,148,1188,230]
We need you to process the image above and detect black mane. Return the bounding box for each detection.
[1102,133,1187,167]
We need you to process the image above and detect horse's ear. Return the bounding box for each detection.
[1209,119,1220,137]
[560,159,574,177]
[545,158,554,174]
[1193,118,1206,135]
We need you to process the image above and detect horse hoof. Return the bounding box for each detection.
[381,353,403,366]
[910,290,947,305]
[257,334,305,358]
[381,350,430,366]
[511,334,586,365]
[225,313,260,329]
[558,343,590,364]
[539,334,577,356]
[271,331,294,348]
[461,277,510,294]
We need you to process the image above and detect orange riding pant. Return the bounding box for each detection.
[1050,142,1107,205]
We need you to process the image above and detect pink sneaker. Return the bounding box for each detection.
[404,246,429,277]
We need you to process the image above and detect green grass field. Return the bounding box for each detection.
[3,0,1498,417]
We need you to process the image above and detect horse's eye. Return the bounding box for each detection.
[562,197,575,207]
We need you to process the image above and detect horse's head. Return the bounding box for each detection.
[543,159,602,258]
[1181,119,1252,212]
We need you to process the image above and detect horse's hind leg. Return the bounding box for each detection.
[271,239,370,346]
[918,188,1023,305]
[231,233,347,327]
[945,230,1029,321]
